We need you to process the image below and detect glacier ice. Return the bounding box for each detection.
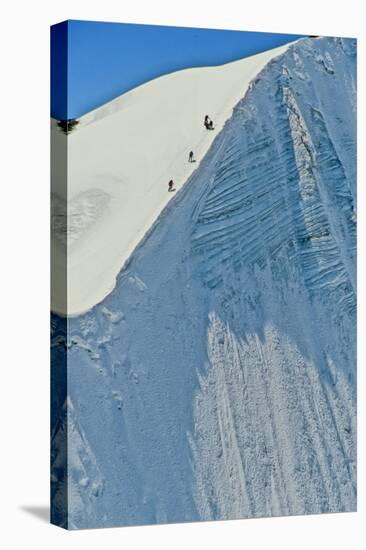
[51,37,356,528]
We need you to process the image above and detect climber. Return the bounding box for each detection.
[204,115,214,130]
[168,179,174,192]
[188,151,195,163]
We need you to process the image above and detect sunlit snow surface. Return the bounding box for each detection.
[51,37,356,528]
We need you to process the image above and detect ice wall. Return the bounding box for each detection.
[51,37,356,528]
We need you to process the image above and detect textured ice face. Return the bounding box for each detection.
[51,37,356,529]
[52,44,289,316]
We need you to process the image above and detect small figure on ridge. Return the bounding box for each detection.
[204,115,215,130]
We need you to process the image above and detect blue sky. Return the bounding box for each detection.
[51,20,305,120]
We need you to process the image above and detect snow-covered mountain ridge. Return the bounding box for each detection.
[51,37,356,528]
[51,43,290,316]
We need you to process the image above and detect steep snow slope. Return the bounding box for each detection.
[51,44,289,316]
[51,37,356,528]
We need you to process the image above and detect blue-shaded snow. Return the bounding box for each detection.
[51,37,356,528]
